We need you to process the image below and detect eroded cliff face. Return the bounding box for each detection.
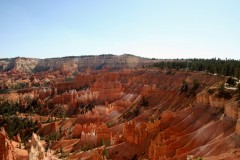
[196,91,240,119]
[0,129,28,160]
[2,66,240,159]
[0,54,160,73]
[147,106,240,160]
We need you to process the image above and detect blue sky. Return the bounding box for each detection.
[0,0,240,59]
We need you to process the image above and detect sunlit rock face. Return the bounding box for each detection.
[28,133,45,160]
[2,57,240,160]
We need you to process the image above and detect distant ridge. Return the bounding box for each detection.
[0,54,161,73]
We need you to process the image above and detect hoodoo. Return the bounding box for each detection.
[0,55,240,159]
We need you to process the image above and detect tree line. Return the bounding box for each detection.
[153,58,240,79]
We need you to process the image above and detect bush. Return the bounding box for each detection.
[218,83,225,95]
[226,77,236,86]
[192,79,200,90]
[0,116,38,141]
[207,88,215,95]
[0,89,10,94]
[237,83,240,97]
[217,83,232,99]
[141,97,148,107]
[180,80,188,93]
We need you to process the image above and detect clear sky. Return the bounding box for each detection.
[0,0,240,59]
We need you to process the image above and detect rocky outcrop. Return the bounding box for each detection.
[96,123,112,145]
[123,121,147,144]
[0,131,16,160]
[225,102,240,119]
[71,123,97,138]
[196,92,240,119]
[209,95,226,108]
[196,92,226,108]
[141,84,157,96]
[52,90,78,105]
[28,133,45,160]
[71,123,112,146]
[90,81,123,103]
[236,119,240,135]
[37,122,59,136]
[196,92,210,106]
[148,106,239,160]
[1,66,232,159]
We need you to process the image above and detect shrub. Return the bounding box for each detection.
[141,96,148,107]
[192,79,200,90]
[218,83,225,95]
[226,77,236,86]
[217,83,232,99]
[237,83,240,97]
[180,80,188,93]
[0,89,10,94]
[207,88,215,95]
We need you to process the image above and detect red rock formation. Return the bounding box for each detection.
[148,106,240,160]
[13,133,21,143]
[141,84,157,96]
[225,102,240,119]
[123,121,147,144]
[71,123,97,138]
[1,67,234,159]
[236,119,240,135]
[37,122,59,136]
[39,88,52,100]
[197,92,240,119]
[90,81,123,103]
[96,123,112,145]
[71,124,82,138]
[0,131,17,160]
[52,90,78,104]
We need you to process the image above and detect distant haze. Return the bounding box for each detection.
[0,0,240,59]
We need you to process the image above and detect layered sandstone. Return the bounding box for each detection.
[2,65,237,159]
